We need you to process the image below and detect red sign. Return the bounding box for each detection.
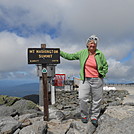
[54,74,66,86]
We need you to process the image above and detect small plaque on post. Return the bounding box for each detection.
[42,68,47,73]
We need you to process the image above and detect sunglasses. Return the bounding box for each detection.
[88,37,98,41]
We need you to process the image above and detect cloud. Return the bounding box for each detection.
[0,0,134,82]
[0,30,133,82]
[0,30,81,79]
[106,58,134,83]
[100,41,134,60]
[0,31,27,71]
[1,0,134,39]
[0,31,53,75]
[0,0,62,29]
[107,58,130,77]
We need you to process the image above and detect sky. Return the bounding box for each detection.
[0,0,134,83]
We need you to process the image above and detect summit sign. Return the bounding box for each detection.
[28,48,60,64]
[28,45,60,121]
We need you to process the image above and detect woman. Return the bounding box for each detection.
[60,35,108,127]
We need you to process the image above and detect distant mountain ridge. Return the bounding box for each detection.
[0,82,39,97]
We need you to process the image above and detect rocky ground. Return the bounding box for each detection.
[0,89,134,134]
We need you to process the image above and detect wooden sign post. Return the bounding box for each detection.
[42,63,49,121]
[28,44,60,121]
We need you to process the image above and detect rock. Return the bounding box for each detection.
[19,113,40,123]
[111,115,134,134]
[123,95,134,105]
[0,105,18,117]
[108,101,122,106]
[0,95,21,106]
[65,128,75,134]
[12,99,40,115]
[21,119,32,128]
[19,109,43,116]
[0,116,21,134]
[14,128,21,134]
[19,121,47,134]
[0,95,7,105]
[19,113,40,128]
[47,119,72,134]
[104,105,134,120]
[0,99,41,117]
[124,102,134,106]
[68,120,88,134]
[18,113,44,128]
[55,111,65,121]
[29,116,43,124]
[94,105,134,134]
[54,90,128,112]
[0,89,132,134]
[94,114,119,134]
[94,114,134,134]
[86,121,97,134]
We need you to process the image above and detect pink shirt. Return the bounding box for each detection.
[85,54,99,78]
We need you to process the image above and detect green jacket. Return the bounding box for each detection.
[60,49,108,80]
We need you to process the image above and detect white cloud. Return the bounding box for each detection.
[0,0,134,82]
[0,31,53,72]
[0,32,26,71]
[107,58,131,82]
[0,31,82,79]
[0,30,134,82]
[100,41,134,60]
[0,0,134,38]
[0,0,62,28]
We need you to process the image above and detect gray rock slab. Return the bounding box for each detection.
[0,116,21,134]
[47,119,72,134]
[104,105,134,120]
[19,121,47,134]
[112,115,134,134]
[12,99,40,115]
[123,95,134,105]
[19,113,40,122]
[14,128,21,134]
[68,120,89,134]
[94,114,119,134]
[47,119,91,134]
[0,105,18,116]
[95,114,134,134]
